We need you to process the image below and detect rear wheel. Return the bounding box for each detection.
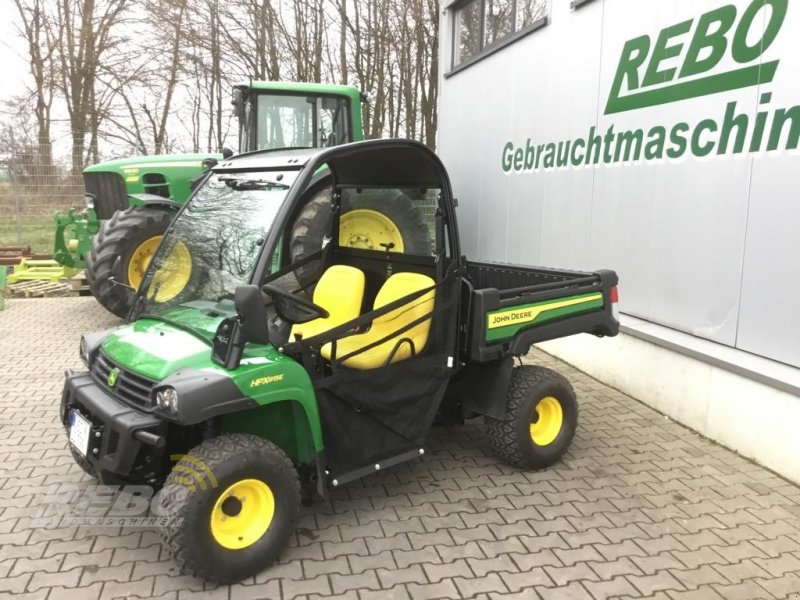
[339,189,433,255]
[85,207,174,317]
[155,434,300,584]
[290,186,433,268]
[485,365,578,470]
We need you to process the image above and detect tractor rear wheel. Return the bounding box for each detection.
[290,185,433,269]
[155,434,300,583]
[485,365,578,470]
[85,207,174,318]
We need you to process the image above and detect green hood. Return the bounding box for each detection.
[101,309,223,380]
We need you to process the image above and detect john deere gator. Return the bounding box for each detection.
[62,139,620,582]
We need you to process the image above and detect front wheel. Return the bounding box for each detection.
[485,365,578,470]
[155,434,301,583]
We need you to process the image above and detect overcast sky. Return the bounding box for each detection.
[0,15,31,109]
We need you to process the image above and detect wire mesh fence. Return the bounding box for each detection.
[0,144,444,256]
[0,145,85,254]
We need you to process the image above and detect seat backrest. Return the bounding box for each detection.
[372,272,435,349]
[290,265,365,340]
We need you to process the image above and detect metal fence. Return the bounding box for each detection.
[0,145,85,253]
[0,145,444,255]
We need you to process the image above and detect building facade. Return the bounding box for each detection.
[438,0,800,481]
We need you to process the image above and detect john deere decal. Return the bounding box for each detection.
[486,293,603,343]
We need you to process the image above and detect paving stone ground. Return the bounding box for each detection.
[1,297,800,600]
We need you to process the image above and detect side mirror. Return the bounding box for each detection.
[211,285,268,369]
[211,316,241,369]
[201,157,218,171]
[235,285,269,344]
[231,87,244,117]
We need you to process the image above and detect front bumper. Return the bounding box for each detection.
[61,370,165,484]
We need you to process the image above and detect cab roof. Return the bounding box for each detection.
[235,81,362,103]
[213,139,446,189]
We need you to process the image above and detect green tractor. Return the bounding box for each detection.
[62,139,620,583]
[54,82,368,317]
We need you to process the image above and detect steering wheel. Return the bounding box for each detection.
[261,284,329,324]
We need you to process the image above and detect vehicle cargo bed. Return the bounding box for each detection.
[463,260,619,362]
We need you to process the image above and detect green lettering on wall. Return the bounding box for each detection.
[543,144,556,168]
[732,0,788,63]
[606,36,651,114]
[615,130,644,162]
[501,142,514,172]
[667,122,690,158]
[680,5,737,78]
[644,126,667,159]
[691,119,719,156]
[642,20,693,87]
[605,0,786,115]
[768,107,800,151]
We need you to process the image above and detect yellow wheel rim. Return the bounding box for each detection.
[146,241,192,303]
[339,209,404,252]
[209,478,275,550]
[127,236,162,290]
[529,396,563,446]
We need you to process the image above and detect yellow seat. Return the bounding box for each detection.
[290,265,366,341]
[323,272,435,370]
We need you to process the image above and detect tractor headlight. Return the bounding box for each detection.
[84,194,94,209]
[155,387,179,414]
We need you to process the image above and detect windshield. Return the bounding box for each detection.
[254,94,350,150]
[132,170,297,334]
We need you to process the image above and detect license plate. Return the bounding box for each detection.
[69,411,92,457]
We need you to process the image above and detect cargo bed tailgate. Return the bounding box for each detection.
[463,261,619,362]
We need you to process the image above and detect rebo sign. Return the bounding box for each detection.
[605,0,788,114]
[501,0,799,174]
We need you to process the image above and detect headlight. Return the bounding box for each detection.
[79,336,88,366]
[84,194,94,209]
[155,387,179,414]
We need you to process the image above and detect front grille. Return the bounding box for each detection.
[91,352,155,410]
[84,171,128,219]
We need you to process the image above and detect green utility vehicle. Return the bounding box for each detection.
[55,82,365,317]
[61,139,619,583]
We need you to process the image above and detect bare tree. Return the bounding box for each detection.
[275,0,327,82]
[12,0,59,167]
[54,0,129,173]
[10,0,442,166]
[218,0,282,81]
[140,0,190,154]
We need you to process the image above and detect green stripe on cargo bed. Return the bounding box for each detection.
[485,292,604,343]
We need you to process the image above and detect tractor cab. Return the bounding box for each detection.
[233,82,363,152]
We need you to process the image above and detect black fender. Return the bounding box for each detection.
[444,356,515,420]
[156,368,257,425]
